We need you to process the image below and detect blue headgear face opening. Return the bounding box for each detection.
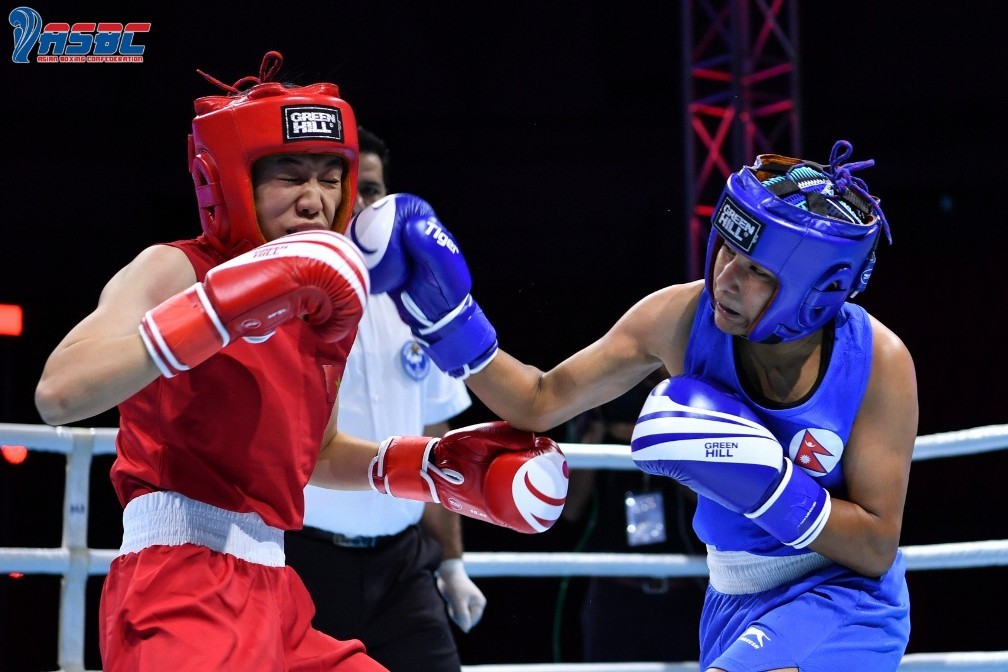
[704,140,892,344]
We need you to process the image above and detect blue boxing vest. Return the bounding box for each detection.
[683,291,873,556]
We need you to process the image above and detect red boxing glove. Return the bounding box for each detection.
[140,230,369,377]
[369,421,569,534]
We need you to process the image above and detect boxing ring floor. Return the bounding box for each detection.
[1,421,1006,672]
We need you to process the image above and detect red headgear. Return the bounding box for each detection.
[188,51,359,258]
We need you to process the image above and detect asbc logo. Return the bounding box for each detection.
[10,6,150,63]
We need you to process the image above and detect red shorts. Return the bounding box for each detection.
[99,544,388,672]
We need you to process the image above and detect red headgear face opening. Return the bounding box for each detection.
[188,52,359,258]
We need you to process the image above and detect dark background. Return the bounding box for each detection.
[2,1,1007,669]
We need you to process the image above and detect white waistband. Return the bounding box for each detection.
[120,491,285,567]
[706,545,832,594]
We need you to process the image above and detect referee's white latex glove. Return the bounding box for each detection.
[435,558,487,632]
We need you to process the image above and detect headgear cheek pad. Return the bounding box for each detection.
[704,140,892,344]
[188,52,359,258]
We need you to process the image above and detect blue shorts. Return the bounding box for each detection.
[700,551,909,672]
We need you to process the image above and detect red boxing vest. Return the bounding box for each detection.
[112,236,355,529]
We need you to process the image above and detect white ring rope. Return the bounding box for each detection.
[3,421,1007,672]
[4,422,1006,462]
[5,541,1007,579]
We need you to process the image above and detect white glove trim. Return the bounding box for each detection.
[398,291,430,328]
[347,194,396,270]
[368,438,393,494]
[418,294,472,336]
[791,491,831,549]
[193,282,231,348]
[398,292,473,336]
[427,463,465,486]
[746,458,793,519]
[454,346,499,380]
[745,458,833,548]
[418,437,442,503]
[138,319,176,378]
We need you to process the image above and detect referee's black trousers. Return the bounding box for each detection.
[285,525,460,672]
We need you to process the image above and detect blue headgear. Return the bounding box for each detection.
[705,140,892,344]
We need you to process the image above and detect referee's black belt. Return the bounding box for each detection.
[297,524,413,549]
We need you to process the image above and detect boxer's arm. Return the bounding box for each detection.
[35,245,194,425]
[804,318,918,577]
[351,192,701,431]
[310,397,380,490]
[312,411,569,537]
[465,283,701,432]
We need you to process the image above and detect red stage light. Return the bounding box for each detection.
[0,304,23,337]
[2,445,28,465]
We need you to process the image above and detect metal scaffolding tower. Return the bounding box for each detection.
[682,0,801,279]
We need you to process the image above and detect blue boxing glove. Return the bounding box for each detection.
[348,193,498,378]
[630,376,831,549]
